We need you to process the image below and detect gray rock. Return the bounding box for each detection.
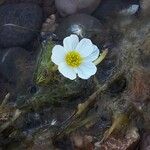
[55,0,101,17]
[5,0,56,18]
[0,47,36,96]
[5,0,42,4]
[55,14,108,46]
[0,3,43,48]
[93,0,140,20]
[0,73,10,102]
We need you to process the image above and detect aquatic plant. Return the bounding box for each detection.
[35,40,56,85]
[51,34,107,80]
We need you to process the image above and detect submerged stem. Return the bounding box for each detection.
[94,49,108,65]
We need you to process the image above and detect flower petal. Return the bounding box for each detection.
[76,38,94,57]
[51,45,66,65]
[58,62,77,80]
[63,34,79,50]
[85,45,100,62]
[76,62,97,79]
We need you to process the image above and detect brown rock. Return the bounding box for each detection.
[129,69,150,124]
[95,127,140,150]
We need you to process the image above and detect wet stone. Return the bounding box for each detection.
[55,0,101,17]
[0,47,36,96]
[5,0,55,18]
[93,0,140,20]
[55,14,109,47]
[95,127,140,150]
[4,0,42,4]
[0,3,43,48]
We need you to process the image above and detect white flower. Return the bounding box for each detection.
[51,34,100,80]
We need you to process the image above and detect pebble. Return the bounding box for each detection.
[0,47,35,96]
[0,3,43,48]
[55,0,101,17]
[55,14,108,47]
[93,0,140,20]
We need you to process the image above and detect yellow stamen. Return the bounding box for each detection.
[65,51,82,68]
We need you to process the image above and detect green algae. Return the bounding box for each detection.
[34,40,57,85]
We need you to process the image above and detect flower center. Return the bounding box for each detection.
[65,51,82,68]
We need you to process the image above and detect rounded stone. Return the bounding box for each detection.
[0,3,43,48]
[0,47,36,96]
[55,0,101,17]
[4,0,42,4]
[93,0,140,19]
[55,14,108,46]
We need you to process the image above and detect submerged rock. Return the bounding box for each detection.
[95,127,140,150]
[5,0,55,18]
[0,47,36,96]
[93,0,140,20]
[4,0,42,4]
[55,0,101,17]
[55,14,109,47]
[0,3,43,48]
[129,68,150,126]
